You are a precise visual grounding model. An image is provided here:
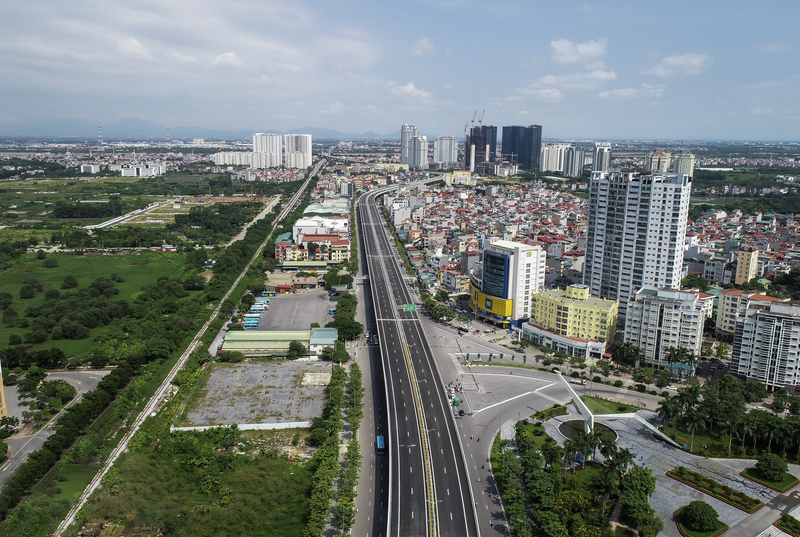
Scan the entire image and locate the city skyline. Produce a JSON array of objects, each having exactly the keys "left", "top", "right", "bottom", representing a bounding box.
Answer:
[{"left": 1, "top": 1, "right": 798, "bottom": 141}]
